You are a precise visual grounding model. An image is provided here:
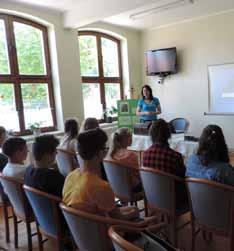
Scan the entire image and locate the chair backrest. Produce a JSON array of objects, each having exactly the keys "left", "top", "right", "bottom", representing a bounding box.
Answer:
[
  {"left": 103, "top": 160, "right": 133, "bottom": 202},
  {"left": 109, "top": 226, "right": 143, "bottom": 251},
  {"left": 60, "top": 203, "right": 113, "bottom": 251},
  {"left": 170, "top": 118, "right": 189, "bottom": 133},
  {"left": 140, "top": 167, "right": 182, "bottom": 215},
  {"left": 56, "top": 148, "right": 77, "bottom": 177},
  {"left": 0, "top": 173, "right": 32, "bottom": 220},
  {"left": 186, "top": 178, "right": 234, "bottom": 234},
  {"left": 0, "top": 176, "right": 8, "bottom": 204},
  {"left": 24, "top": 185, "right": 62, "bottom": 238}
]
